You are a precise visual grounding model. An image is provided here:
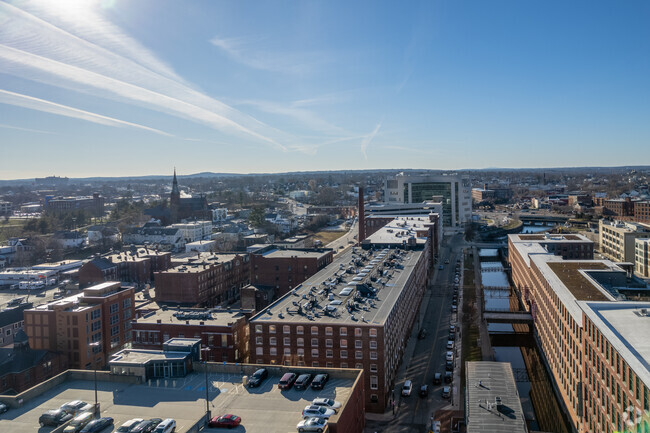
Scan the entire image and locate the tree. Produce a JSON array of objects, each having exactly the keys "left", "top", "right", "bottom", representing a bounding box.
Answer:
[{"left": 249, "top": 206, "right": 266, "bottom": 228}]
